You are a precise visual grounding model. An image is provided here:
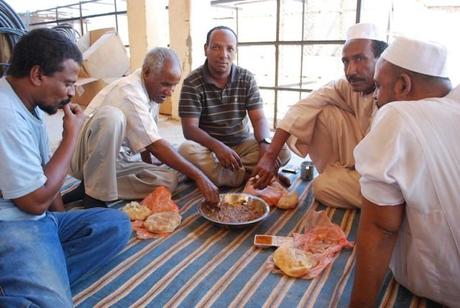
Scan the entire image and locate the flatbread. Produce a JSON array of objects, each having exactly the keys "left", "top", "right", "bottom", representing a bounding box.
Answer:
[
  {"left": 277, "top": 191, "right": 299, "bottom": 209},
  {"left": 122, "top": 201, "right": 152, "bottom": 221},
  {"left": 144, "top": 211, "right": 182, "bottom": 233},
  {"left": 273, "top": 243, "right": 317, "bottom": 277}
]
